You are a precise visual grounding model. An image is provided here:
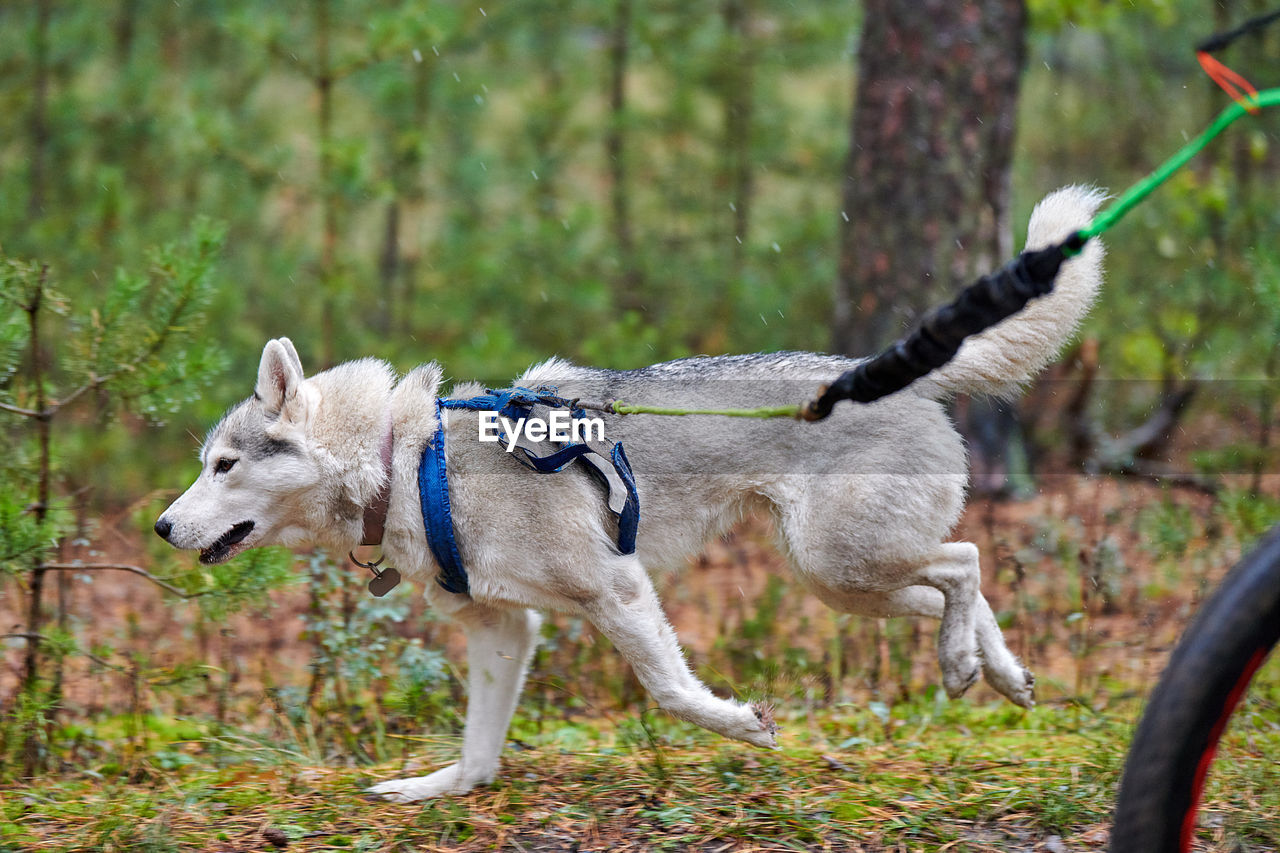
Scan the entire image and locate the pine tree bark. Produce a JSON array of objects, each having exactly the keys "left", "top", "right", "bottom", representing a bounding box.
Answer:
[
  {"left": 832, "top": 0, "right": 1027, "bottom": 356},
  {"left": 714, "top": 0, "right": 756, "bottom": 342},
  {"left": 314, "top": 0, "right": 338, "bottom": 369},
  {"left": 720, "top": 0, "right": 755, "bottom": 277},
  {"left": 29, "top": 0, "right": 52, "bottom": 219},
  {"left": 606, "top": 0, "right": 644, "bottom": 312}
]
